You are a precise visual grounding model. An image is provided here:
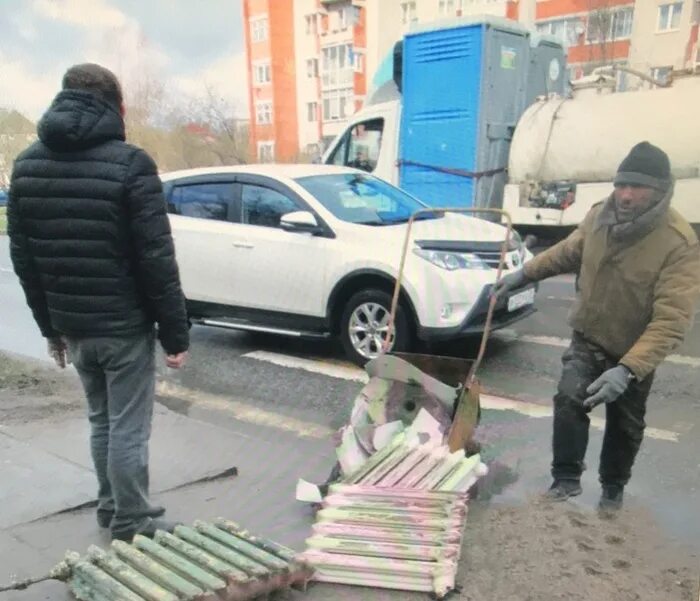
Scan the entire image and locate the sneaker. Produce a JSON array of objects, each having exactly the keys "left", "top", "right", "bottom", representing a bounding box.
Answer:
[
  {"left": 598, "top": 485, "right": 624, "bottom": 517},
  {"left": 112, "top": 518, "right": 181, "bottom": 543},
  {"left": 544, "top": 479, "right": 583, "bottom": 501}
]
